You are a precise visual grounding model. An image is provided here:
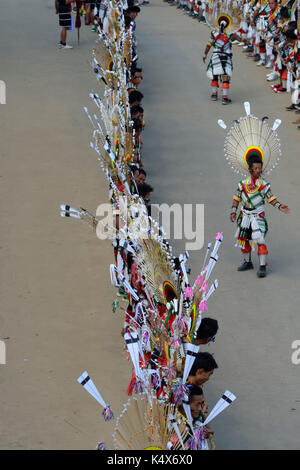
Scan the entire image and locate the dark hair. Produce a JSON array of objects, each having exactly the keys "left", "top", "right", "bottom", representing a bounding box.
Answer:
[
  {"left": 219, "top": 18, "right": 228, "bottom": 34},
  {"left": 248, "top": 155, "right": 263, "bottom": 168},
  {"left": 131, "top": 105, "right": 144, "bottom": 115},
  {"left": 189, "top": 352, "right": 218, "bottom": 375},
  {"left": 126, "top": 5, "right": 140, "bottom": 13},
  {"left": 284, "top": 29, "right": 297, "bottom": 40},
  {"left": 133, "top": 119, "right": 143, "bottom": 131},
  {"left": 130, "top": 164, "right": 139, "bottom": 174},
  {"left": 124, "top": 16, "right": 132, "bottom": 28},
  {"left": 138, "top": 183, "right": 153, "bottom": 197},
  {"left": 196, "top": 318, "right": 219, "bottom": 340},
  {"left": 280, "top": 6, "right": 289, "bottom": 19},
  {"left": 131, "top": 66, "right": 142, "bottom": 74},
  {"left": 129, "top": 90, "right": 144, "bottom": 104},
  {"left": 188, "top": 384, "right": 203, "bottom": 401},
  {"left": 139, "top": 169, "right": 147, "bottom": 176}
]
